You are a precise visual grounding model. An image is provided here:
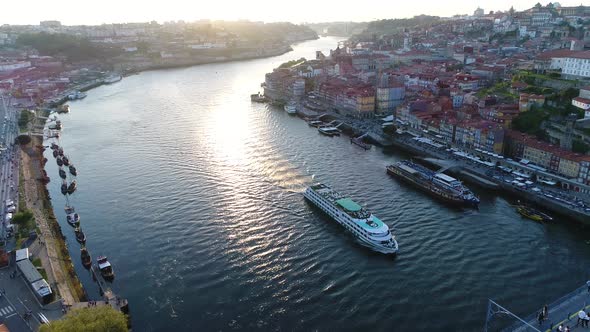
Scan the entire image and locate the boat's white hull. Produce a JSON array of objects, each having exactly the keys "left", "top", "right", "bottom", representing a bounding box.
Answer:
[{"left": 304, "top": 189, "right": 398, "bottom": 255}]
